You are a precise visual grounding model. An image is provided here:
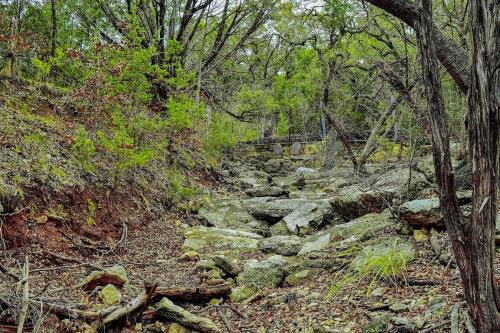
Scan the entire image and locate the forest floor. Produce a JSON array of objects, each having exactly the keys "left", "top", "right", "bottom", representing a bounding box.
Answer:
[{"left": 2, "top": 136, "right": 497, "bottom": 333}]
